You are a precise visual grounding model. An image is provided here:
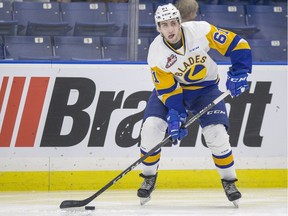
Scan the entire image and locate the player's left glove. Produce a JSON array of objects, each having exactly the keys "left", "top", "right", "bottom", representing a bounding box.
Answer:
[
  {"left": 226, "top": 68, "right": 249, "bottom": 97},
  {"left": 166, "top": 109, "right": 188, "bottom": 145}
]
